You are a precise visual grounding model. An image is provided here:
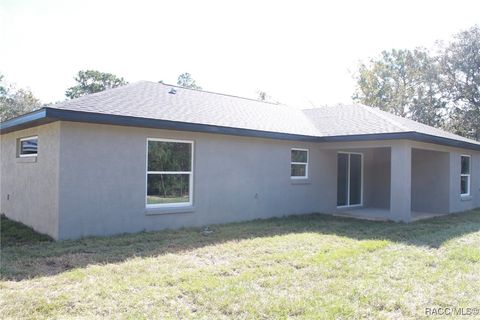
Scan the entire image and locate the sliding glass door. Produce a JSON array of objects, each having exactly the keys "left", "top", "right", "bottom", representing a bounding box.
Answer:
[{"left": 337, "top": 152, "right": 363, "bottom": 207}]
